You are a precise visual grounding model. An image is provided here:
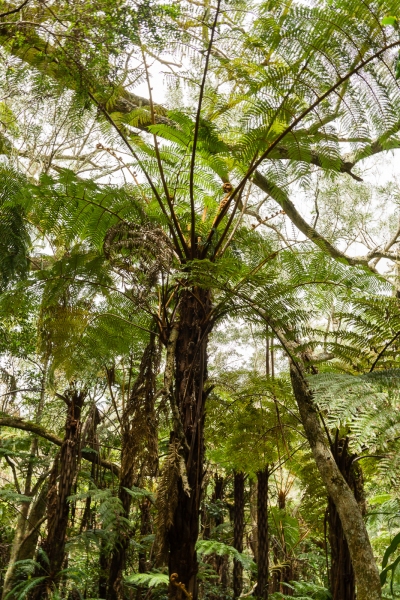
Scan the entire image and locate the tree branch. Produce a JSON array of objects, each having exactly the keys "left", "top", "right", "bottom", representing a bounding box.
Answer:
[
  {"left": 253, "top": 171, "right": 376, "bottom": 270},
  {"left": 0, "top": 0, "right": 31, "bottom": 18},
  {"left": 0, "top": 17, "right": 161, "bottom": 128},
  {"left": 0, "top": 416, "right": 120, "bottom": 475}
]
